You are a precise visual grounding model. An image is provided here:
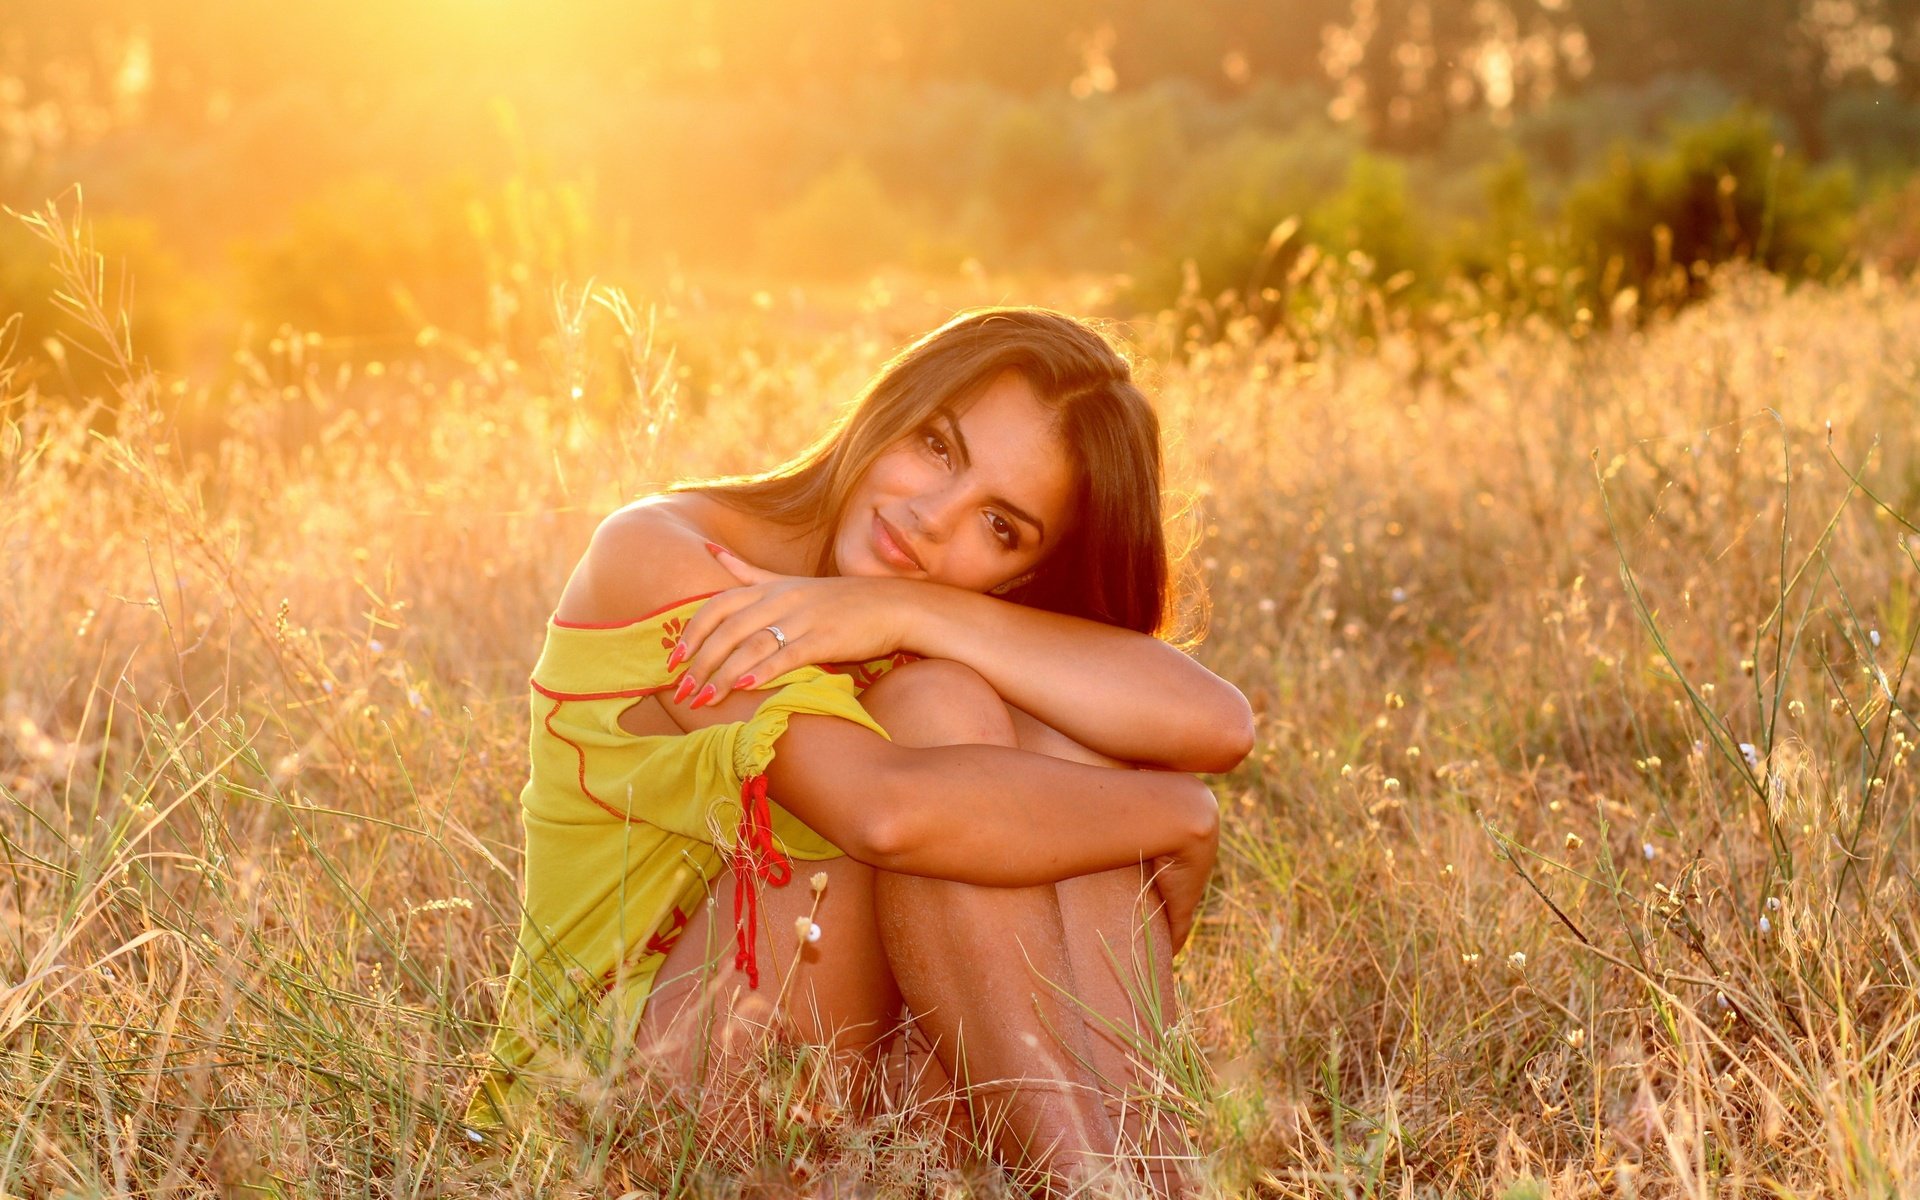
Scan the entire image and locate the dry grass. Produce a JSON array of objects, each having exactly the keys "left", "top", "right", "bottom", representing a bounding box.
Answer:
[{"left": 5, "top": 197, "right": 1920, "bottom": 1197}]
